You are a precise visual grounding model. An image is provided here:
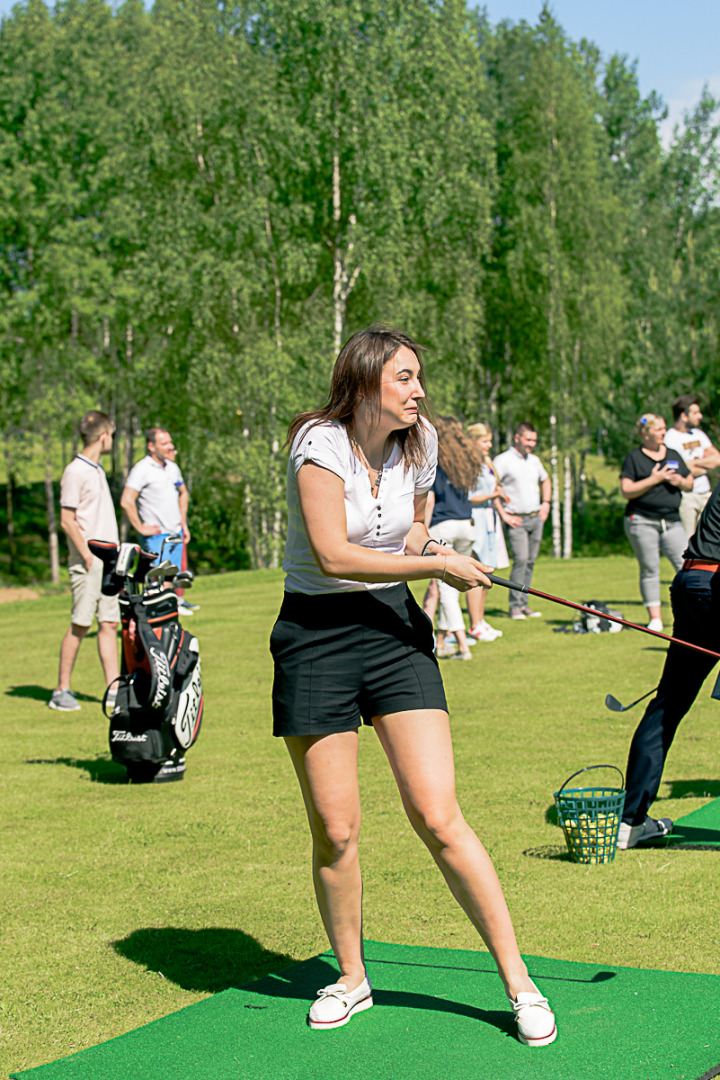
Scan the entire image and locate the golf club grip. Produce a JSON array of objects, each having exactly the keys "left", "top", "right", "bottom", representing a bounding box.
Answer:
[{"left": 484, "top": 573, "right": 720, "bottom": 661}]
